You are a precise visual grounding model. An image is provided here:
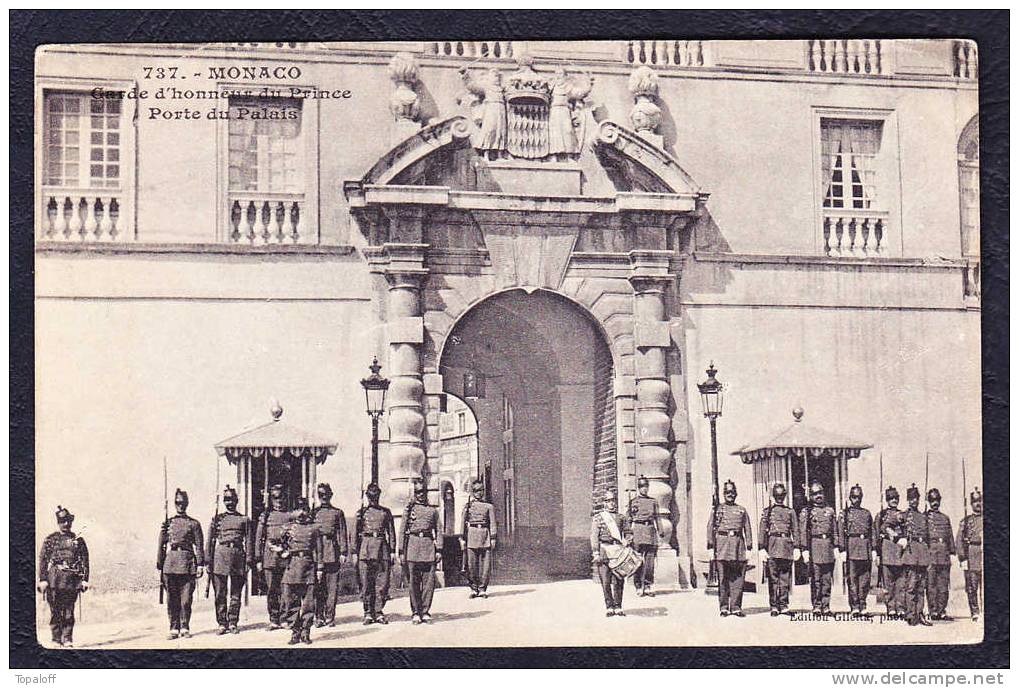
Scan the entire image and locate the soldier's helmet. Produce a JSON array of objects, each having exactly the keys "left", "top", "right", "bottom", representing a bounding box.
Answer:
[
  {"left": 723, "top": 480, "right": 737, "bottom": 496},
  {"left": 317, "top": 482, "right": 333, "bottom": 497},
  {"left": 809, "top": 481, "right": 824, "bottom": 495},
  {"left": 772, "top": 483, "right": 787, "bottom": 499},
  {"left": 174, "top": 488, "right": 189, "bottom": 506},
  {"left": 365, "top": 483, "right": 381, "bottom": 498},
  {"left": 602, "top": 489, "right": 616, "bottom": 508},
  {"left": 850, "top": 484, "right": 864, "bottom": 500},
  {"left": 906, "top": 483, "right": 920, "bottom": 501},
  {"left": 413, "top": 479, "right": 427, "bottom": 494},
  {"left": 223, "top": 485, "right": 238, "bottom": 503},
  {"left": 970, "top": 487, "right": 982, "bottom": 503},
  {"left": 885, "top": 486, "right": 899, "bottom": 501},
  {"left": 269, "top": 484, "right": 285, "bottom": 499},
  {"left": 293, "top": 498, "right": 310, "bottom": 516},
  {"left": 927, "top": 488, "right": 941, "bottom": 502},
  {"left": 55, "top": 505, "right": 74, "bottom": 523},
  {"left": 637, "top": 475, "right": 650, "bottom": 488}
]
